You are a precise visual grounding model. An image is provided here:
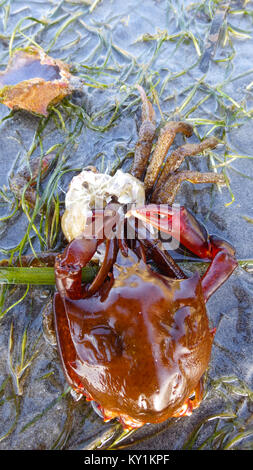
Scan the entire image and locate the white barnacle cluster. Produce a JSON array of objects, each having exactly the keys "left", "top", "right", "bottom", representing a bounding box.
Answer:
[{"left": 61, "top": 169, "right": 145, "bottom": 242}]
